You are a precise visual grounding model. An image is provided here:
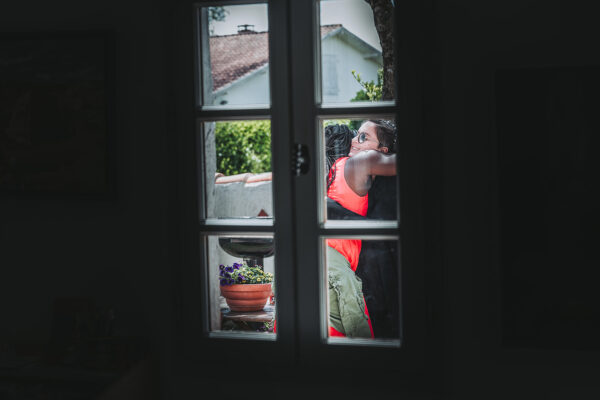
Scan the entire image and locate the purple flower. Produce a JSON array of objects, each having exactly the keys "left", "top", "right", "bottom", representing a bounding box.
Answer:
[
  {"left": 228, "top": 278, "right": 235, "bottom": 285},
  {"left": 219, "top": 279, "right": 227, "bottom": 286},
  {"left": 232, "top": 263, "right": 241, "bottom": 270},
  {"left": 225, "top": 266, "right": 234, "bottom": 273},
  {"left": 219, "top": 271, "right": 225, "bottom": 277},
  {"left": 219, "top": 264, "right": 225, "bottom": 271}
]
